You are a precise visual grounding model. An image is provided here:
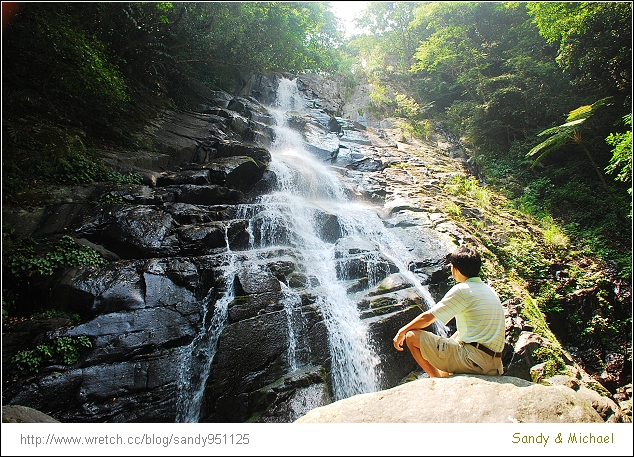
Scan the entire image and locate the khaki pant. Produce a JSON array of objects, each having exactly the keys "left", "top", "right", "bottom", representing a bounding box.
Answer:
[{"left": 418, "top": 331, "right": 503, "bottom": 375}]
